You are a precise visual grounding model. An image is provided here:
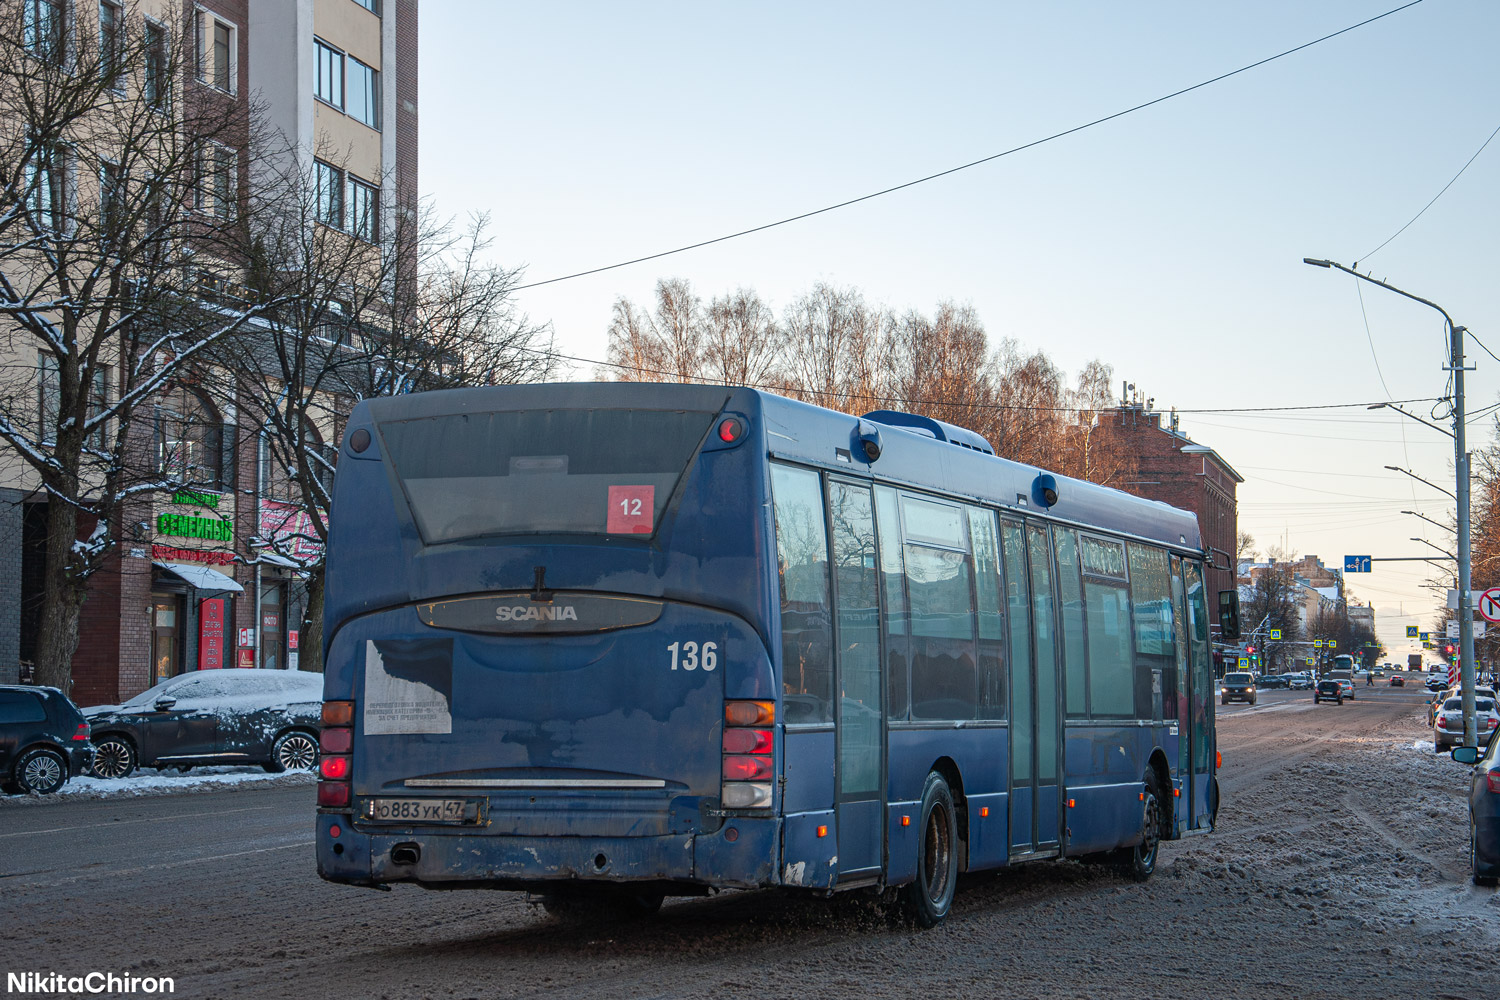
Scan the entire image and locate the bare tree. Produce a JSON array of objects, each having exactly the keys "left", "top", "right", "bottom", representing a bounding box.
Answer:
[
  {"left": 603, "top": 278, "right": 702, "bottom": 382},
  {"left": 780, "top": 283, "right": 884, "bottom": 412},
  {"left": 1236, "top": 530, "right": 1258, "bottom": 565},
  {"left": 1056, "top": 359, "right": 1137, "bottom": 487},
  {"left": 0, "top": 3, "right": 277, "bottom": 688},
  {"left": 701, "top": 287, "right": 783, "bottom": 387}
]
